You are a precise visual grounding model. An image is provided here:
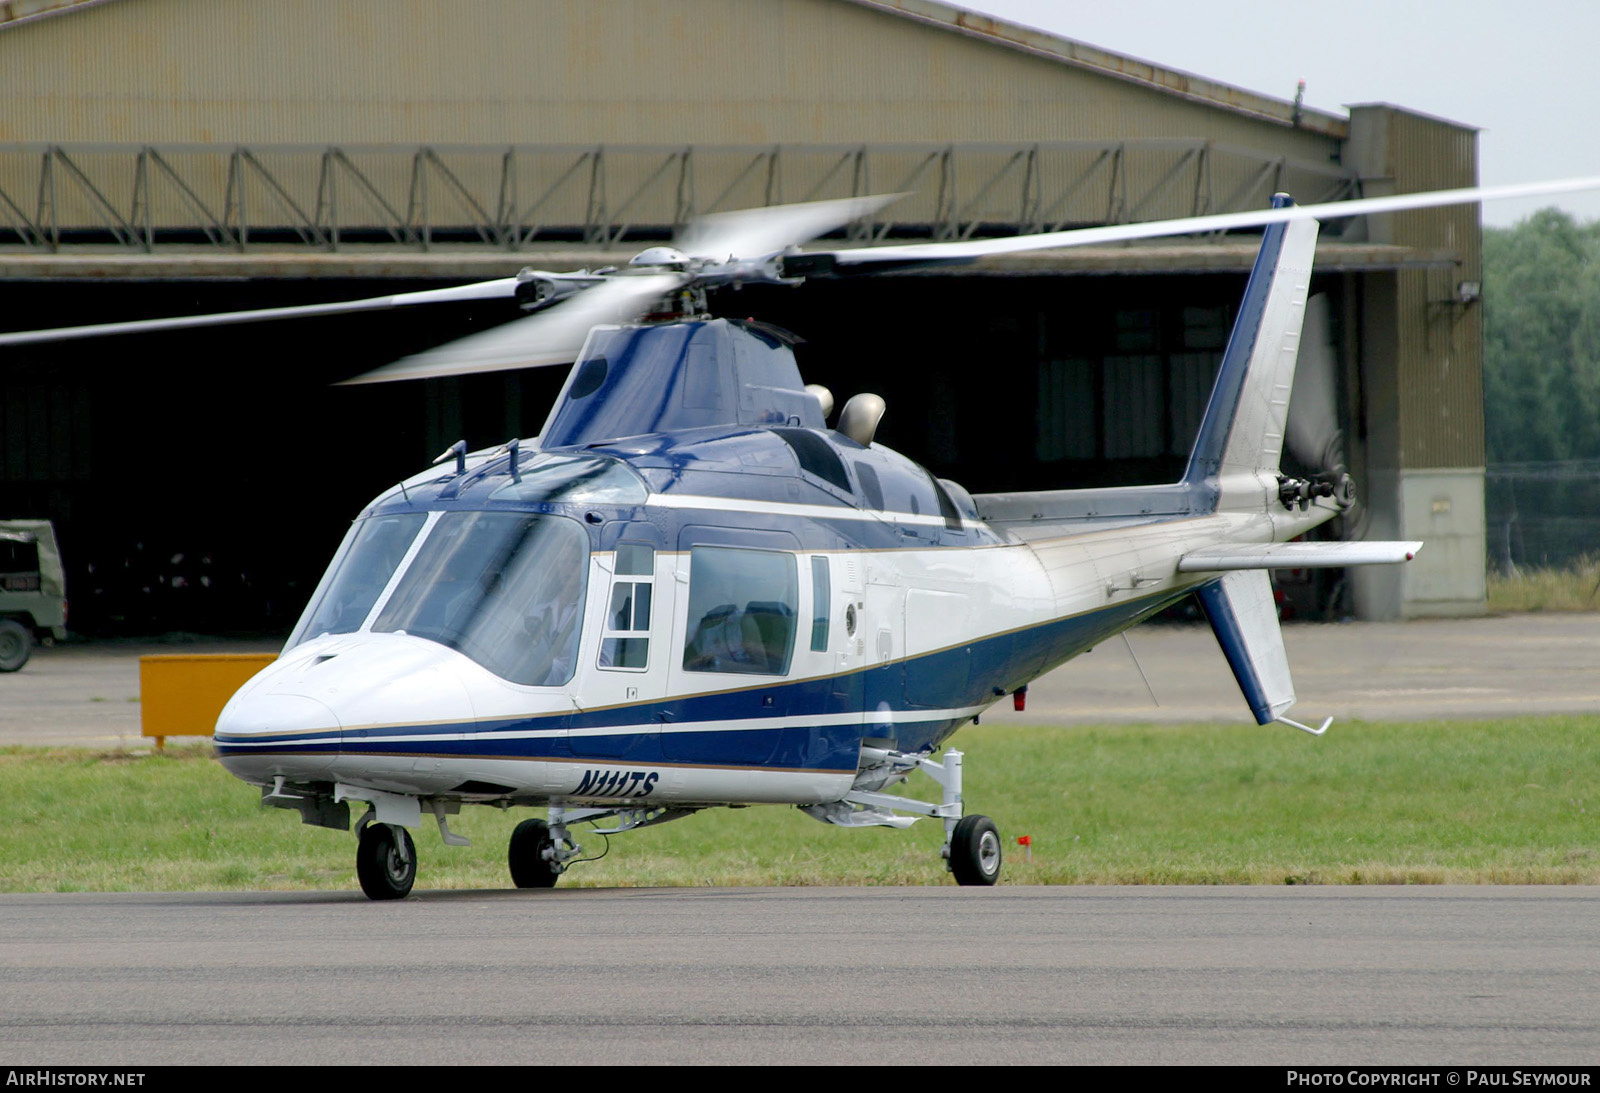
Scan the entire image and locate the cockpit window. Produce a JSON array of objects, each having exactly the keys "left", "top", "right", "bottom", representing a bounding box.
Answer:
[
  {"left": 372, "top": 512, "right": 589, "bottom": 687},
  {"left": 291, "top": 513, "right": 426, "bottom": 646},
  {"left": 489, "top": 453, "right": 647, "bottom": 506}
]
